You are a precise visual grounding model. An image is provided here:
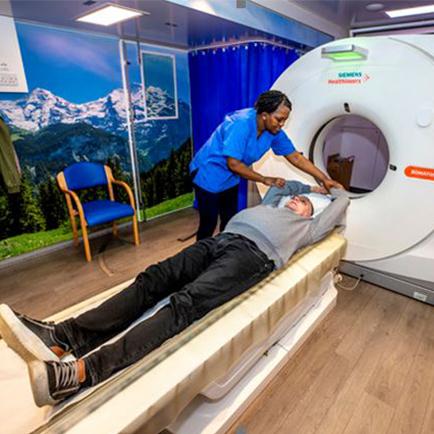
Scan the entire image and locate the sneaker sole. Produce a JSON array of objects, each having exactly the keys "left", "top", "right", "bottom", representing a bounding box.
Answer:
[
  {"left": 28, "top": 360, "right": 58, "bottom": 407},
  {"left": 0, "top": 304, "right": 59, "bottom": 362}
]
